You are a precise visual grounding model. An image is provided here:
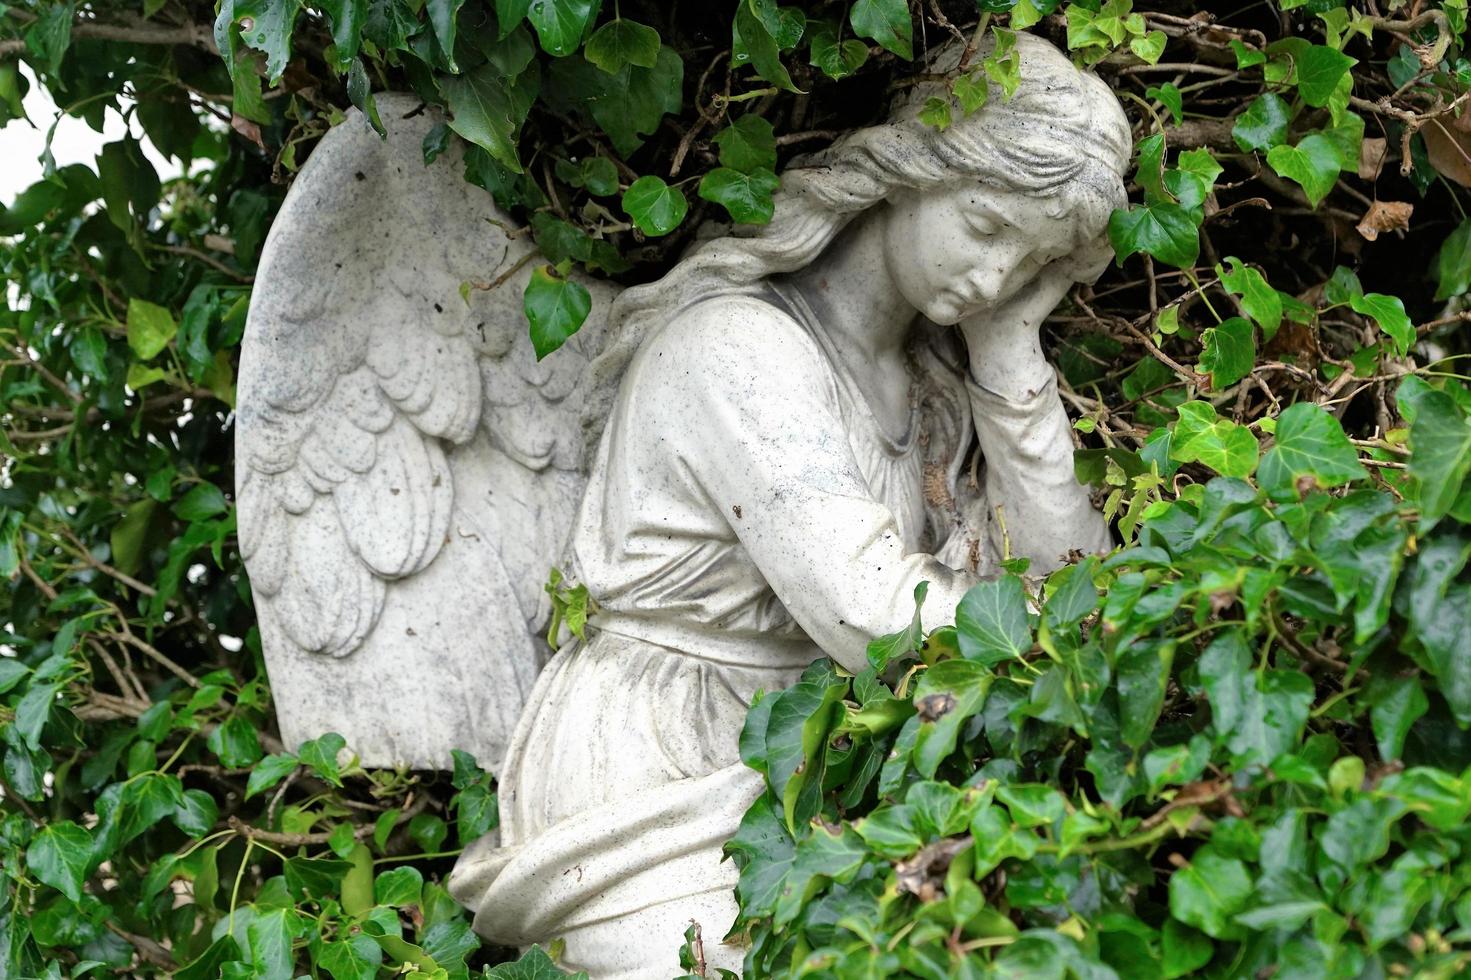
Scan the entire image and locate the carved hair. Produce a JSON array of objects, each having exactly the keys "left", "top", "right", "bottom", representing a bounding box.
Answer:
[{"left": 582, "top": 32, "right": 1132, "bottom": 448}]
